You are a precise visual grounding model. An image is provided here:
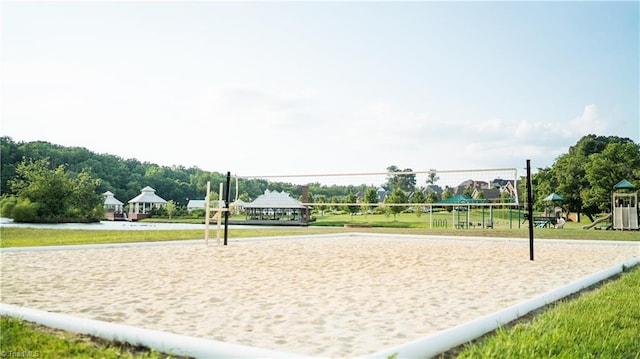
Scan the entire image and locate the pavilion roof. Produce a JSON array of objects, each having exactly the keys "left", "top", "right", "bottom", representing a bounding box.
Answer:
[
  {"left": 245, "top": 190, "right": 305, "bottom": 209},
  {"left": 103, "top": 191, "right": 124, "bottom": 205},
  {"left": 128, "top": 186, "right": 167, "bottom": 204}
]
